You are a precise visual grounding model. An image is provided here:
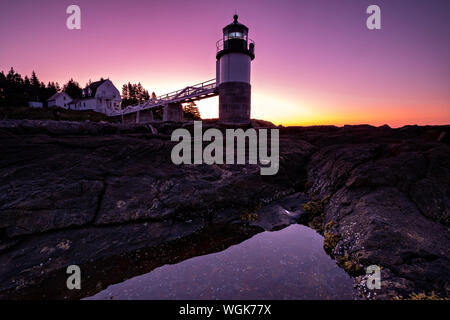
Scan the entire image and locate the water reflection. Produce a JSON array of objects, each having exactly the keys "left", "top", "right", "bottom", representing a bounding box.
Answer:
[{"left": 88, "top": 224, "right": 358, "bottom": 300}]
